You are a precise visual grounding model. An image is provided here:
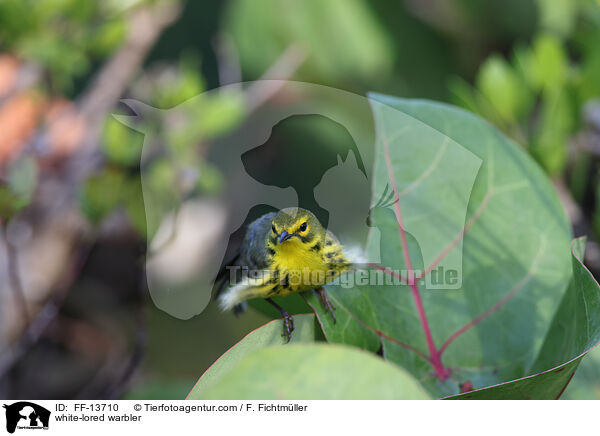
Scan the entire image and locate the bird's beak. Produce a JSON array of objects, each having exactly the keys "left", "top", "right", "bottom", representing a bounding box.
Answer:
[{"left": 279, "top": 231, "right": 292, "bottom": 243}]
